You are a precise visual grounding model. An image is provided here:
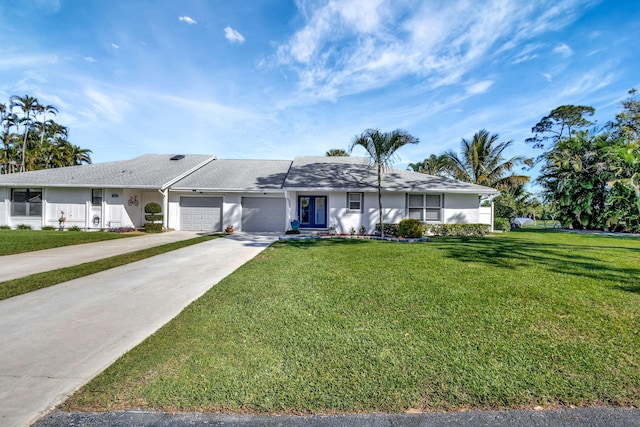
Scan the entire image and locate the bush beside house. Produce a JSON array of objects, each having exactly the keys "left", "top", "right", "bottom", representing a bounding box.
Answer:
[{"left": 144, "top": 203, "right": 163, "bottom": 233}]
